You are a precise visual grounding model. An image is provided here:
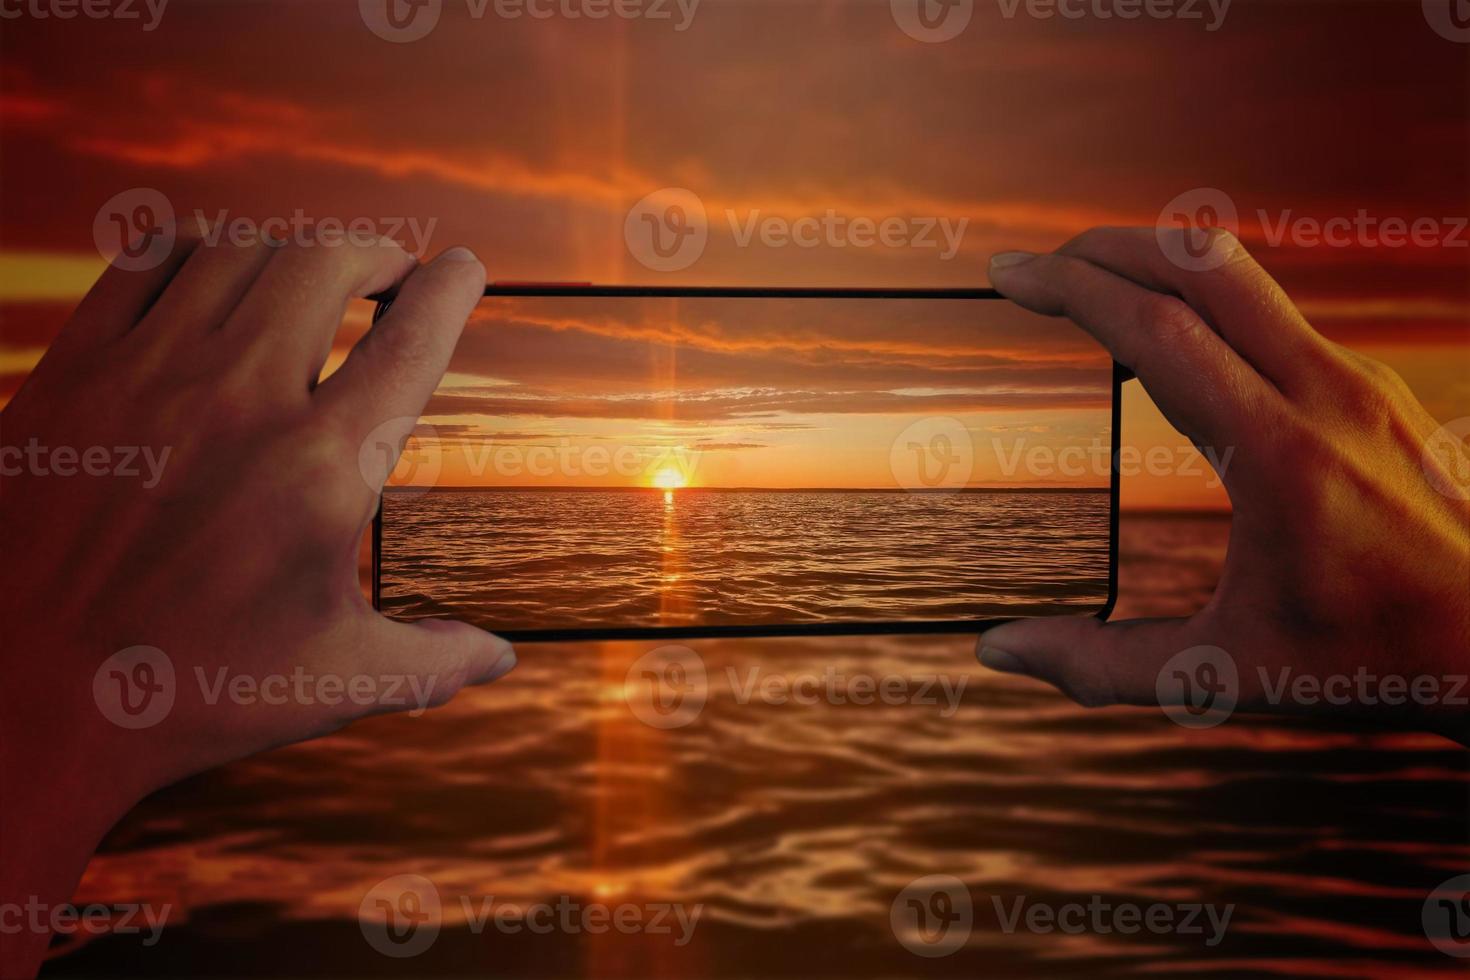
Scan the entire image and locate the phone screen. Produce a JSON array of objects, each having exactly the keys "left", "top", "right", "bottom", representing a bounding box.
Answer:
[{"left": 375, "top": 290, "right": 1117, "bottom": 639}]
